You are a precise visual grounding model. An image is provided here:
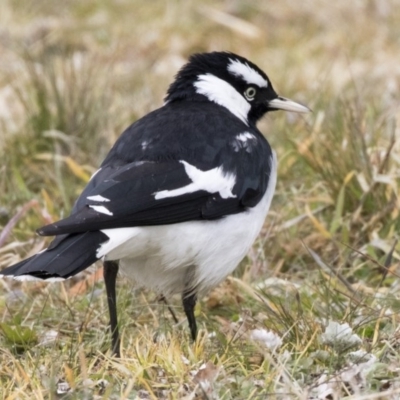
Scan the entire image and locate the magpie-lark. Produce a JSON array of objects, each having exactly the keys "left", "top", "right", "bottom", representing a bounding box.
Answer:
[{"left": 1, "top": 52, "right": 309, "bottom": 356}]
